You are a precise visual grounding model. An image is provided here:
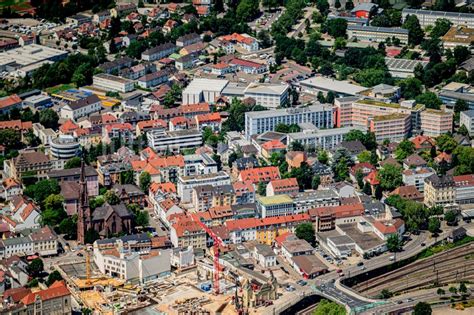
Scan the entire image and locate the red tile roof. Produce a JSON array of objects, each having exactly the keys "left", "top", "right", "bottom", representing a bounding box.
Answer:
[
  {"left": 309, "top": 203, "right": 364, "bottom": 219},
  {"left": 150, "top": 182, "right": 176, "bottom": 194},
  {"left": 365, "top": 170, "right": 380, "bottom": 185},
  {"left": 261, "top": 140, "right": 286, "bottom": 151},
  {"left": 453, "top": 174, "right": 474, "bottom": 186},
  {"left": 268, "top": 178, "right": 299, "bottom": 193},
  {"left": 238, "top": 166, "right": 280, "bottom": 184},
  {"left": 21, "top": 281, "right": 70, "bottom": 305},
  {"left": 373, "top": 219, "right": 404, "bottom": 235},
  {"left": 225, "top": 213, "right": 310, "bottom": 231},
  {"left": 59, "top": 119, "right": 78, "bottom": 133},
  {"left": 0, "top": 94, "right": 21, "bottom": 110},
  {"left": 196, "top": 112, "right": 221, "bottom": 124}
]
